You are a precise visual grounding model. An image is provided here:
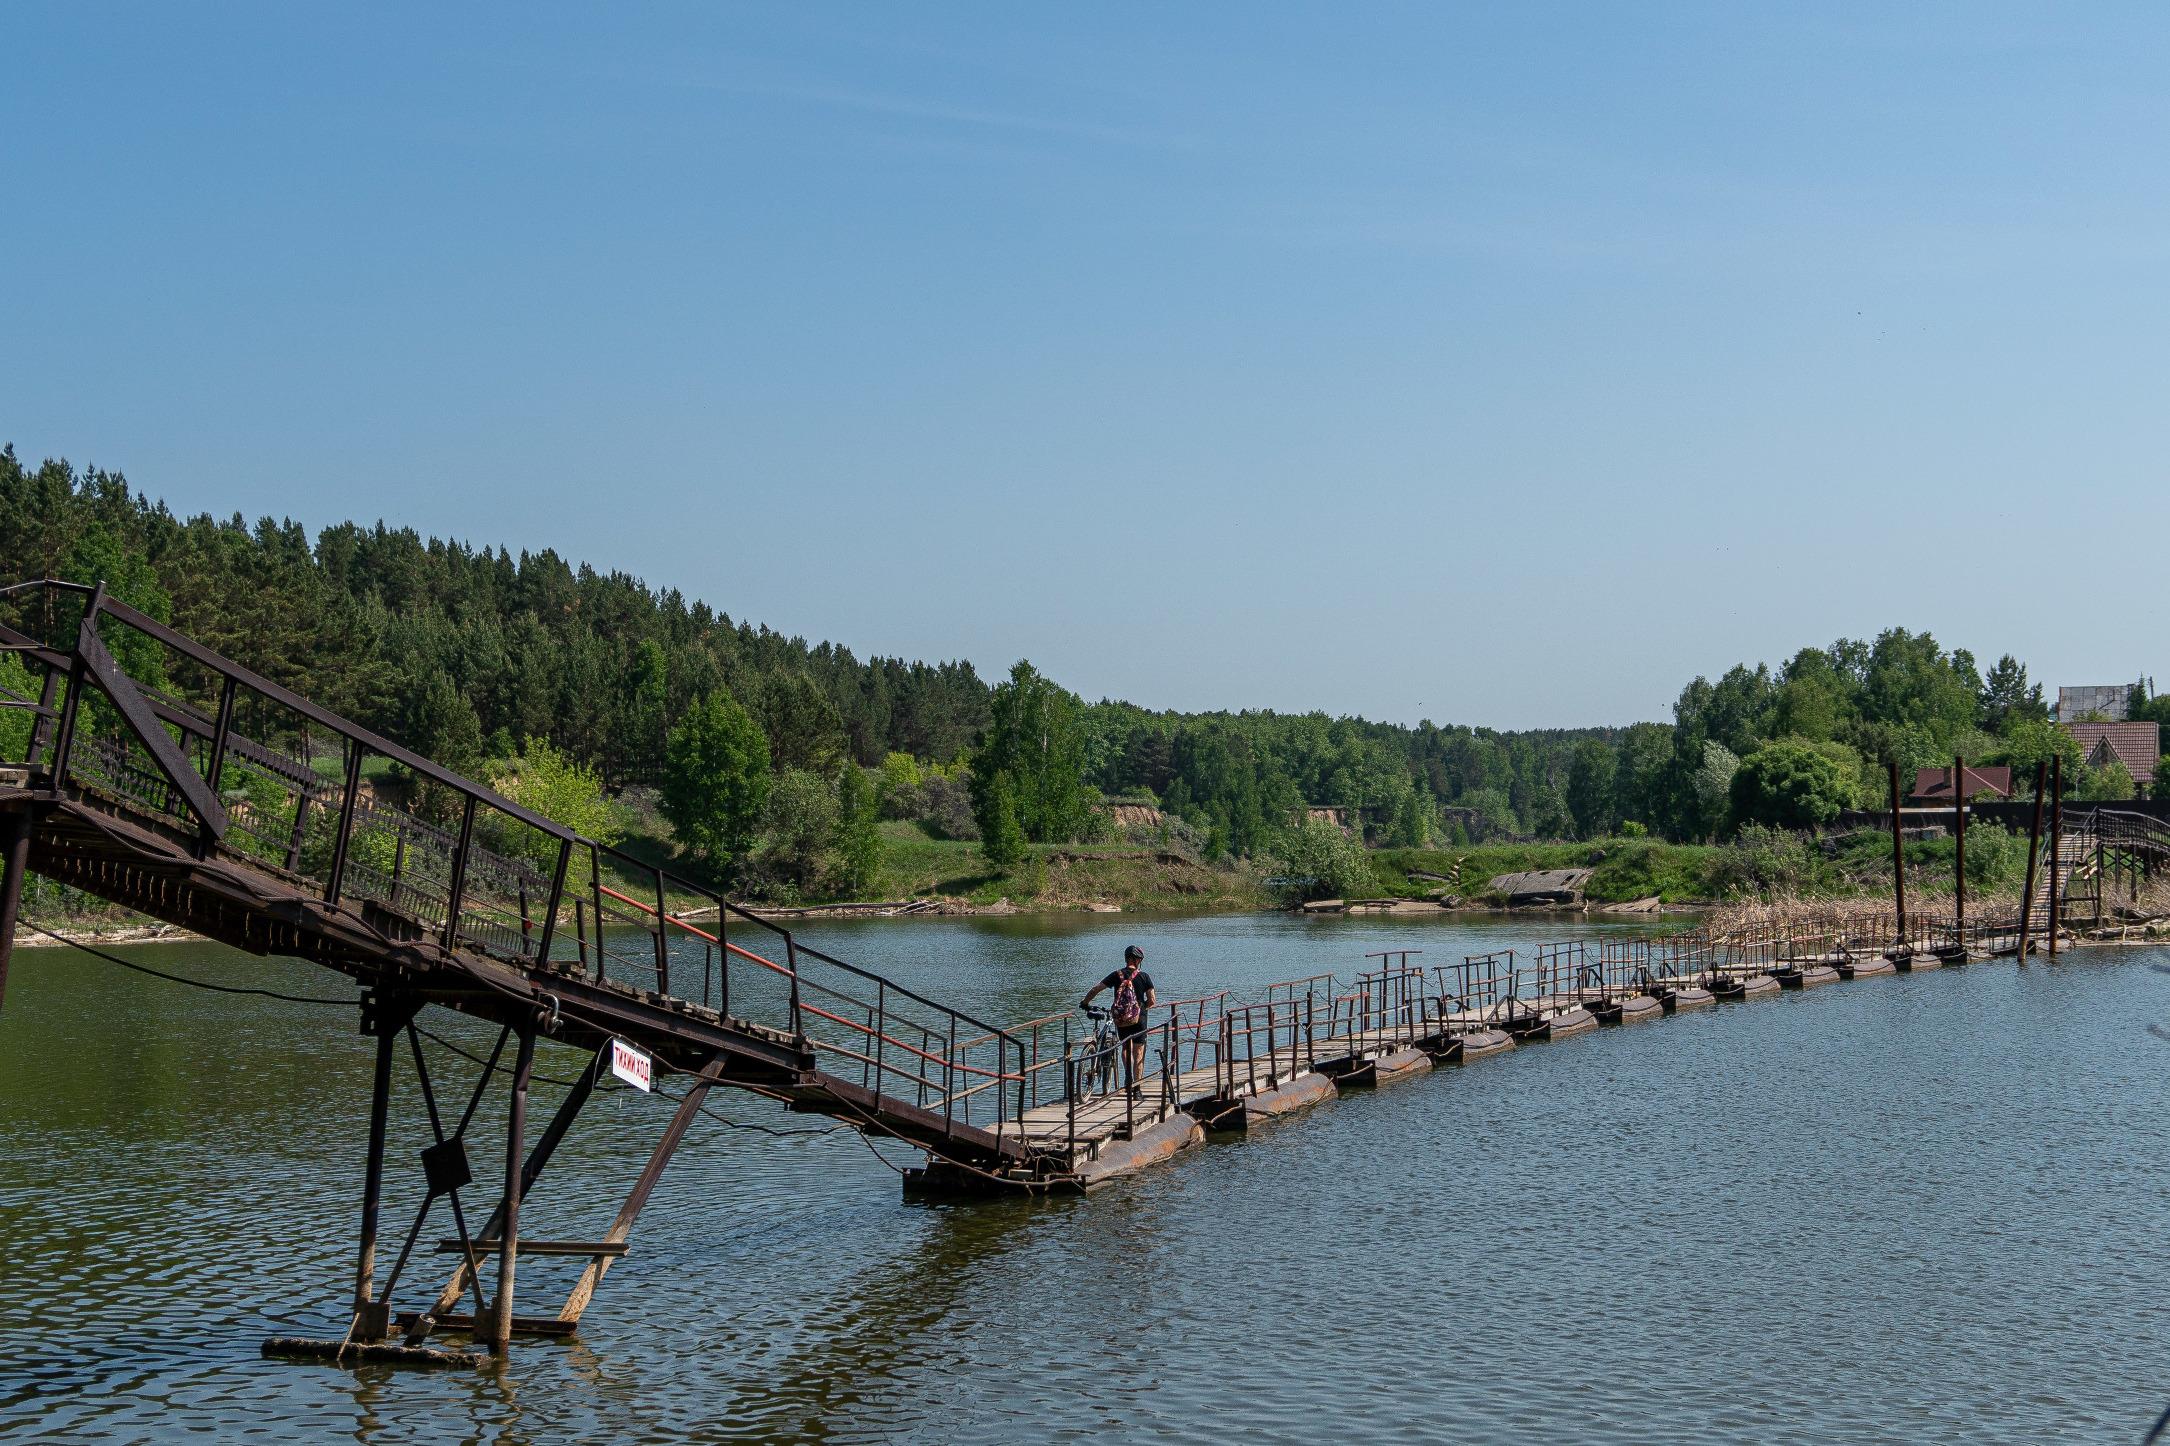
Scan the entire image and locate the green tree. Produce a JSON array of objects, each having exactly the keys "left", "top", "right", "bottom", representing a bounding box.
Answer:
[
  {"left": 2153, "top": 755, "right": 2170, "bottom": 802},
  {"left": 1690, "top": 741, "right": 1738, "bottom": 841},
  {"left": 1565, "top": 738, "right": 1616, "bottom": 839},
  {"left": 748, "top": 671, "right": 849, "bottom": 776},
  {"left": 1979, "top": 654, "right": 2045, "bottom": 733},
  {"left": 2128, "top": 684, "right": 2170, "bottom": 729},
  {"left": 1728, "top": 738, "right": 1853, "bottom": 830},
  {"left": 978, "top": 769, "right": 1026, "bottom": 867},
  {"left": 971, "top": 660, "right": 1094, "bottom": 844},
  {"left": 834, "top": 765, "right": 883, "bottom": 898},
  {"left": 1985, "top": 716, "right": 2083, "bottom": 792},
  {"left": 753, "top": 768, "right": 840, "bottom": 897},
  {"left": 2076, "top": 761, "right": 2136, "bottom": 802},
  {"left": 63, "top": 521, "right": 173, "bottom": 685},
  {"left": 408, "top": 669, "right": 485, "bottom": 778},
  {"left": 661, "top": 690, "right": 771, "bottom": 873},
  {"left": 491, "top": 736, "right": 624, "bottom": 867},
  {"left": 1389, "top": 788, "right": 1432, "bottom": 847},
  {"left": 0, "top": 653, "right": 37, "bottom": 762}
]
